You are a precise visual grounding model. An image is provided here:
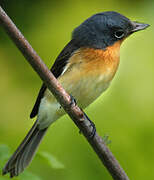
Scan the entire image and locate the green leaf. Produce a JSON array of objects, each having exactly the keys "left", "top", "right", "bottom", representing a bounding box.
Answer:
[
  {"left": 102, "top": 135, "right": 112, "bottom": 145},
  {"left": 20, "top": 171, "right": 42, "bottom": 180},
  {"left": 0, "top": 144, "right": 11, "bottom": 173},
  {"left": 37, "top": 151, "right": 65, "bottom": 169},
  {"left": 0, "top": 144, "right": 10, "bottom": 162},
  {"left": 0, "top": 177, "right": 11, "bottom": 180}
]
